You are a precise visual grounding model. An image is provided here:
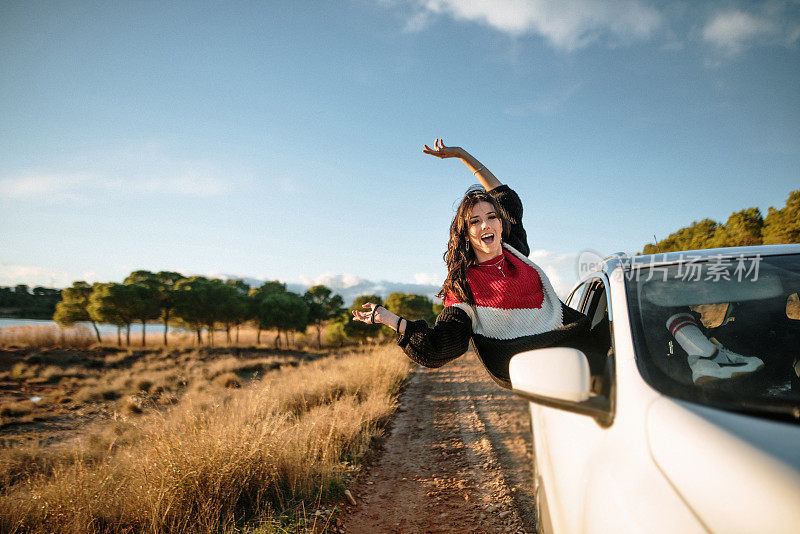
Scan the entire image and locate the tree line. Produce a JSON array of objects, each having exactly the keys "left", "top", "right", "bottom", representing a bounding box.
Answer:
[
  {"left": 0, "top": 285, "right": 61, "bottom": 319},
  {"left": 643, "top": 189, "right": 800, "bottom": 254},
  {"left": 52, "top": 270, "right": 441, "bottom": 348}
]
